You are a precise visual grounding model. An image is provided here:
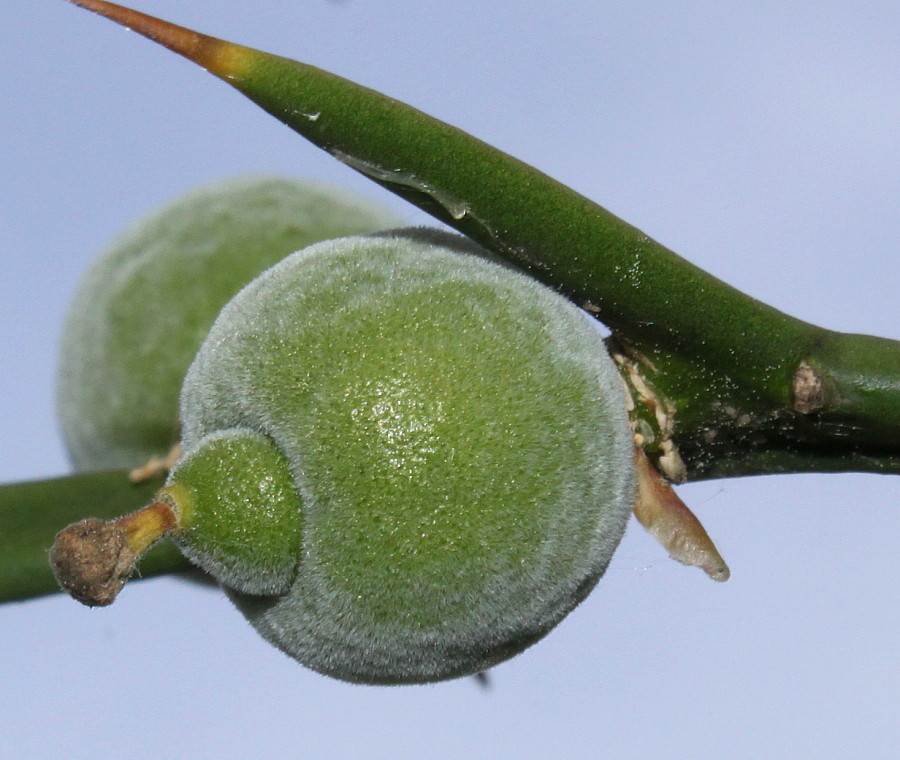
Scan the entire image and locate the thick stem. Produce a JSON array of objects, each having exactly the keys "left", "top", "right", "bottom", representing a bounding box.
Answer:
[{"left": 613, "top": 333, "right": 900, "bottom": 481}]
